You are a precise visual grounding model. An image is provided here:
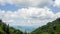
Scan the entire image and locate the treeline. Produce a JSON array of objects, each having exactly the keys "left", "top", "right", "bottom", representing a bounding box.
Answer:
[
  {"left": 0, "top": 20, "right": 24, "bottom": 34},
  {"left": 30, "top": 18, "right": 60, "bottom": 34}
]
